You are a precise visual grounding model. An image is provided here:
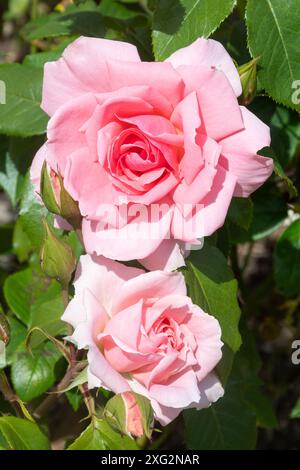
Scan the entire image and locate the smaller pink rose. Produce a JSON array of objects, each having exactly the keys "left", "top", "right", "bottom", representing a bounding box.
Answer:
[{"left": 62, "top": 255, "right": 224, "bottom": 425}]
